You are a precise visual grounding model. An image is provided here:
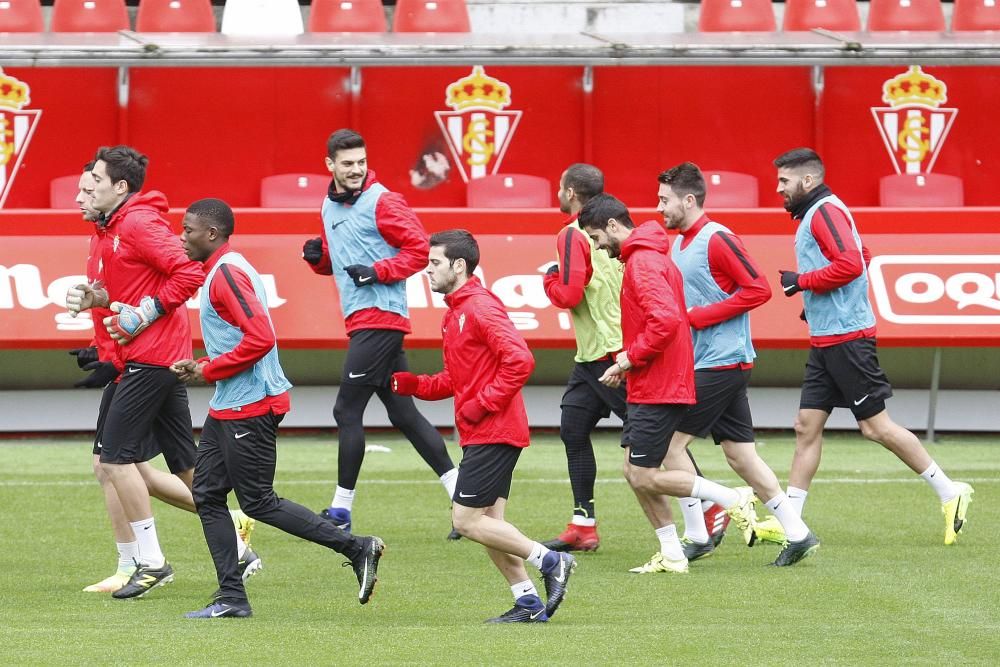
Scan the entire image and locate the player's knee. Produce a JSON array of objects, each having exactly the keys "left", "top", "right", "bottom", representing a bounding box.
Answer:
[
  {"left": 450, "top": 510, "right": 477, "bottom": 537},
  {"left": 92, "top": 458, "right": 109, "bottom": 483},
  {"left": 240, "top": 493, "right": 279, "bottom": 519},
  {"left": 858, "top": 419, "right": 889, "bottom": 443},
  {"left": 623, "top": 463, "right": 650, "bottom": 492}
]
